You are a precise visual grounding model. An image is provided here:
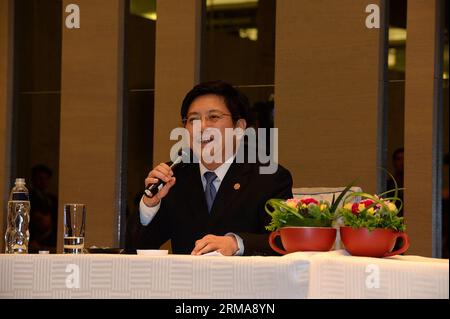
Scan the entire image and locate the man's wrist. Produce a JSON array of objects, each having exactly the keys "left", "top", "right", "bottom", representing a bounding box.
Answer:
[
  {"left": 226, "top": 234, "right": 239, "bottom": 254},
  {"left": 142, "top": 194, "right": 160, "bottom": 208},
  {"left": 225, "top": 233, "right": 244, "bottom": 256}
]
